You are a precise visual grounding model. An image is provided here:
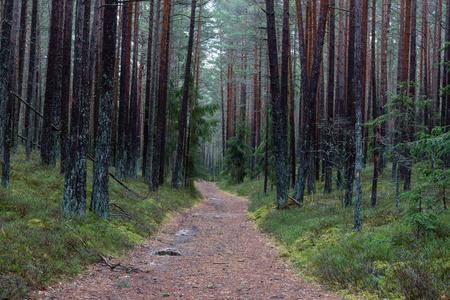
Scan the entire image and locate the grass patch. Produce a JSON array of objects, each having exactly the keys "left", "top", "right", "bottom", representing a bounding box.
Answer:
[
  {"left": 218, "top": 165, "right": 449, "bottom": 299},
  {"left": 0, "top": 147, "right": 200, "bottom": 299}
]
